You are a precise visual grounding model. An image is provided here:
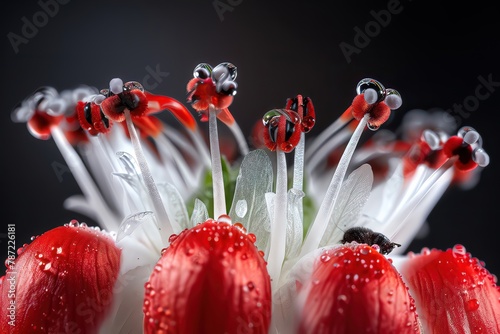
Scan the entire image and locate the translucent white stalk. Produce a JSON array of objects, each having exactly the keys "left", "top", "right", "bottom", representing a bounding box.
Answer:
[
  {"left": 306, "top": 127, "right": 353, "bottom": 174},
  {"left": 268, "top": 149, "right": 288, "bottom": 290},
  {"left": 50, "top": 126, "right": 119, "bottom": 231},
  {"left": 292, "top": 132, "right": 305, "bottom": 218},
  {"left": 227, "top": 122, "right": 250, "bottom": 156},
  {"left": 300, "top": 114, "right": 369, "bottom": 256},
  {"left": 154, "top": 134, "right": 198, "bottom": 191},
  {"left": 306, "top": 117, "right": 350, "bottom": 160},
  {"left": 163, "top": 126, "right": 210, "bottom": 168},
  {"left": 124, "top": 109, "right": 173, "bottom": 245},
  {"left": 189, "top": 128, "right": 212, "bottom": 167},
  {"left": 209, "top": 105, "right": 226, "bottom": 218},
  {"left": 385, "top": 159, "right": 455, "bottom": 239}
]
